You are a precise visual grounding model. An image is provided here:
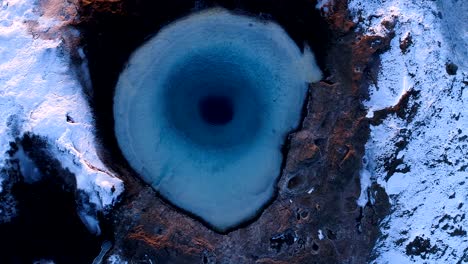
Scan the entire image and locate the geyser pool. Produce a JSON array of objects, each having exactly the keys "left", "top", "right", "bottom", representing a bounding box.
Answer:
[{"left": 113, "top": 8, "right": 322, "bottom": 231}]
